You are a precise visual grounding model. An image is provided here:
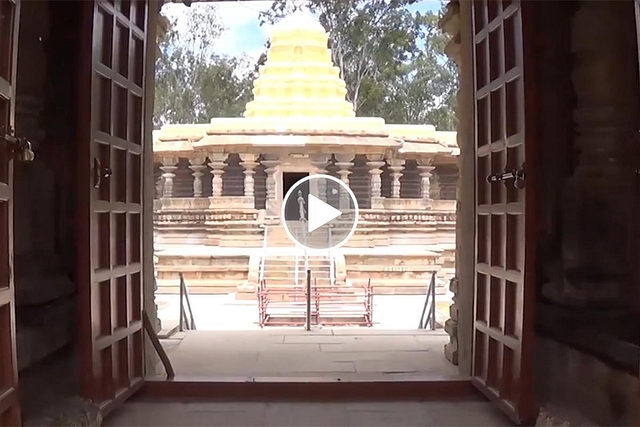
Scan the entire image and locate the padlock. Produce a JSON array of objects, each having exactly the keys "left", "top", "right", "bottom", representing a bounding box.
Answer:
[
  {"left": 2, "top": 133, "right": 35, "bottom": 162},
  {"left": 18, "top": 141, "right": 35, "bottom": 162}
]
